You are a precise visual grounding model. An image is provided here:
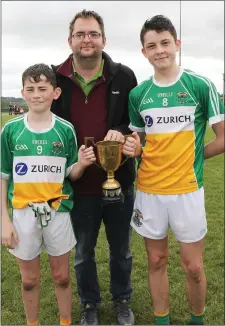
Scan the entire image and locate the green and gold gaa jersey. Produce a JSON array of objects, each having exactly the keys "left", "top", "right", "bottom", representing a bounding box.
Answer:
[
  {"left": 129, "top": 68, "right": 224, "bottom": 195},
  {"left": 1, "top": 113, "right": 78, "bottom": 211}
]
